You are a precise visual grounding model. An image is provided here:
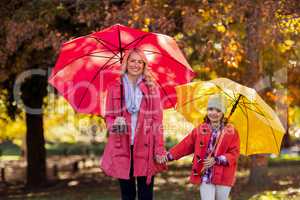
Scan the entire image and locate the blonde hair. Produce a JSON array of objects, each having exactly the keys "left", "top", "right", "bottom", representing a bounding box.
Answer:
[{"left": 121, "top": 48, "right": 156, "bottom": 91}]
